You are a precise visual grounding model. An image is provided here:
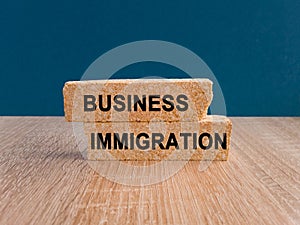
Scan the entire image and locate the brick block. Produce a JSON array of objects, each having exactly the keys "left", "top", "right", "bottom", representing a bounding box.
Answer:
[
  {"left": 83, "top": 115, "right": 232, "bottom": 161},
  {"left": 63, "top": 79, "right": 212, "bottom": 122}
]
